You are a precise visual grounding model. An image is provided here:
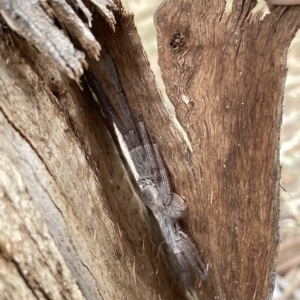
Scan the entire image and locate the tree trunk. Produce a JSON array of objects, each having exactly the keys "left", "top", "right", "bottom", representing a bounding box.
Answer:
[
  {"left": 0, "top": 1, "right": 299, "bottom": 300},
  {"left": 154, "top": 1, "right": 300, "bottom": 299}
]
